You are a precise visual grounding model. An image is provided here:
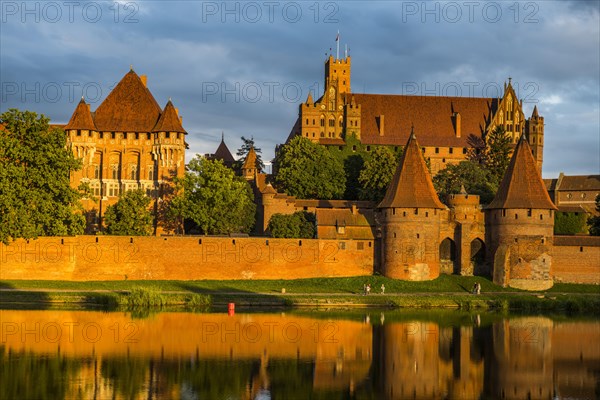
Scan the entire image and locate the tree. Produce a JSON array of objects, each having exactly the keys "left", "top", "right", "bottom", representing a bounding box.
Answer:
[
  {"left": 268, "top": 211, "right": 315, "bottom": 238},
  {"left": 103, "top": 189, "right": 153, "bottom": 235},
  {"left": 273, "top": 136, "right": 346, "bottom": 199},
  {"left": 169, "top": 156, "right": 255, "bottom": 234},
  {"left": 433, "top": 161, "right": 498, "bottom": 205},
  {"left": 0, "top": 109, "right": 85, "bottom": 243},
  {"left": 587, "top": 194, "right": 600, "bottom": 236},
  {"left": 470, "top": 125, "right": 512, "bottom": 185},
  {"left": 358, "top": 146, "right": 399, "bottom": 202},
  {"left": 237, "top": 136, "right": 264, "bottom": 172},
  {"left": 554, "top": 211, "right": 588, "bottom": 235}
]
